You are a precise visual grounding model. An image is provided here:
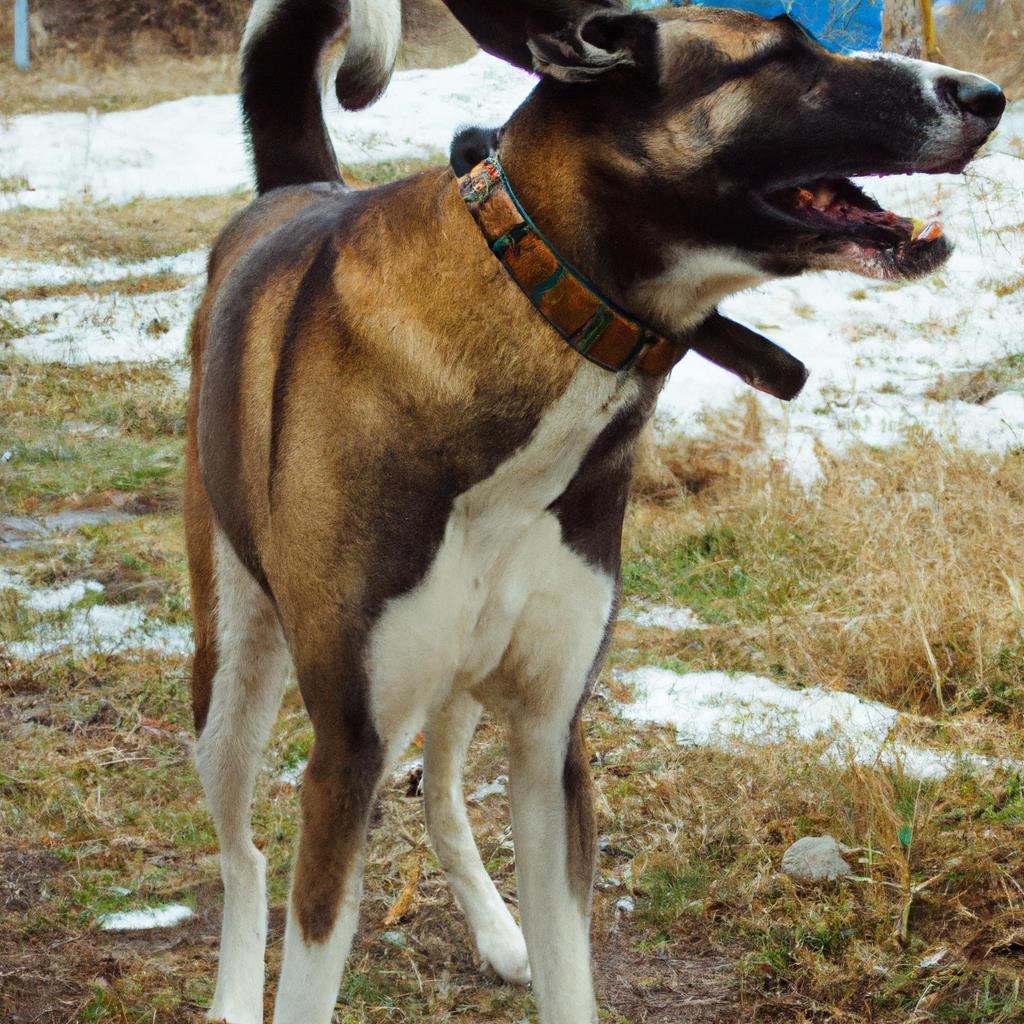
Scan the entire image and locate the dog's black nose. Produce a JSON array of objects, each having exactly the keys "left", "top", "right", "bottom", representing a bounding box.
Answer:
[{"left": 938, "top": 75, "right": 1006, "bottom": 123}]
